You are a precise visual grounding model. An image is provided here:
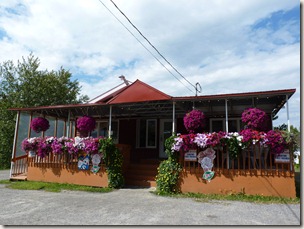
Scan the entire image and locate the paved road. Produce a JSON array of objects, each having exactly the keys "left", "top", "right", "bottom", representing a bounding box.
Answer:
[{"left": 0, "top": 170, "right": 301, "bottom": 226}]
